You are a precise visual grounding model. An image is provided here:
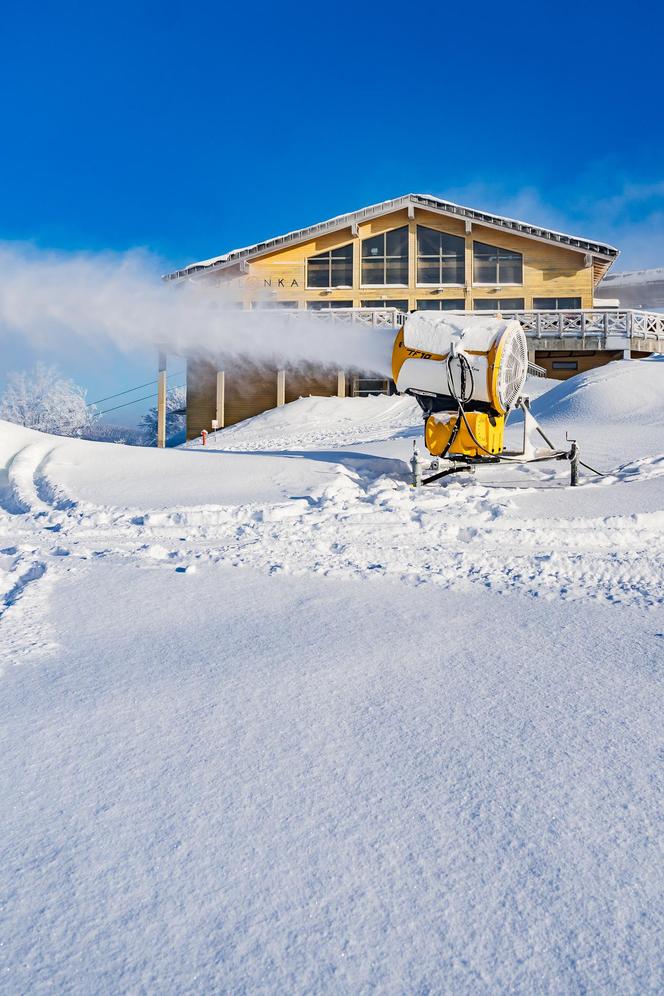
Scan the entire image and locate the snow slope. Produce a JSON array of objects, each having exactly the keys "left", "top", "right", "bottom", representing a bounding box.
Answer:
[
  {"left": 600, "top": 267, "right": 664, "bottom": 309},
  {"left": 1, "top": 359, "right": 663, "bottom": 992},
  {"left": 532, "top": 356, "right": 664, "bottom": 463},
  {"left": 3, "top": 565, "right": 662, "bottom": 994}
]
